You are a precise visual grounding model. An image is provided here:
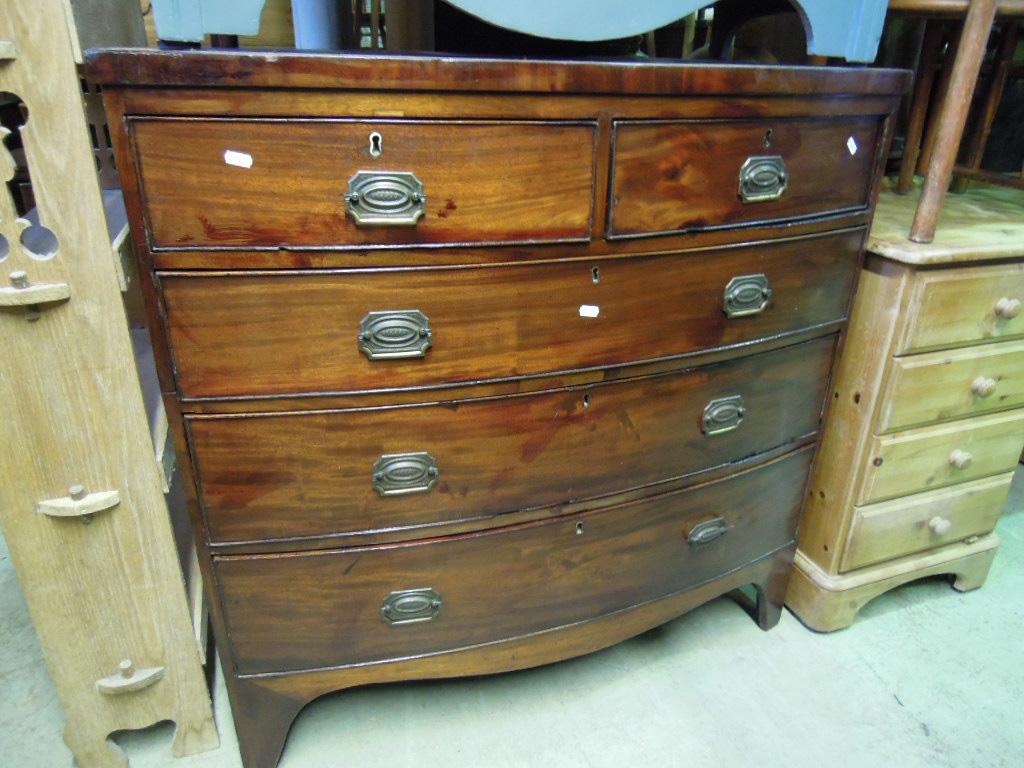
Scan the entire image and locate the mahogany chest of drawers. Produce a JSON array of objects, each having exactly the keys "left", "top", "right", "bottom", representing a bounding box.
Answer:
[{"left": 87, "top": 50, "right": 909, "bottom": 768}]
